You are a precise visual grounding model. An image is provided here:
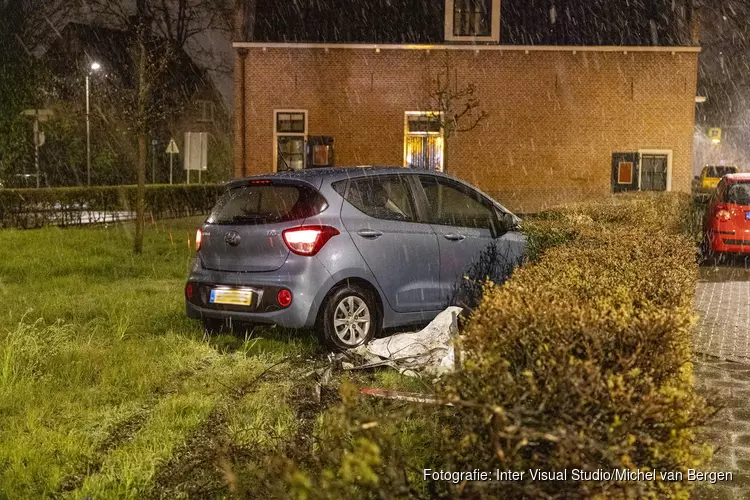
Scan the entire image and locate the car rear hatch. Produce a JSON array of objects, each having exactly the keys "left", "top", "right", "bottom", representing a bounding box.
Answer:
[
  {"left": 724, "top": 181, "right": 750, "bottom": 235},
  {"left": 199, "top": 179, "right": 328, "bottom": 272}
]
